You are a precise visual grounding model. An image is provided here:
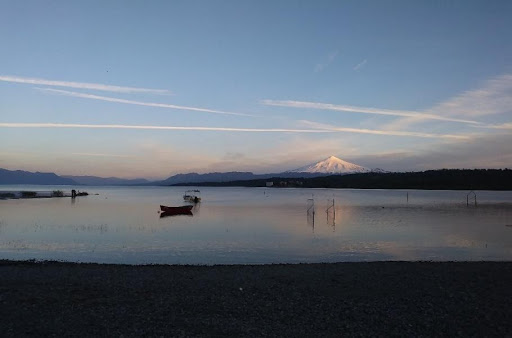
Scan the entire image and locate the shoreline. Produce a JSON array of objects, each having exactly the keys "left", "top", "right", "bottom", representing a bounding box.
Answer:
[
  {"left": 1, "top": 260, "right": 511, "bottom": 336},
  {"left": 0, "top": 189, "right": 90, "bottom": 200}
]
